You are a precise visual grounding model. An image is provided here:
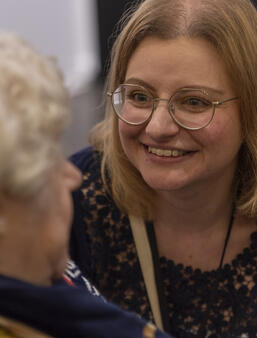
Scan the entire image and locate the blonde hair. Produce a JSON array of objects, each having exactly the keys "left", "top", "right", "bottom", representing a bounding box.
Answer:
[
  {"left": 90, "top": 0, "right": 257, "bottom": 219},
  {"left": 0, "top": 32, "right": 70, "bottom": 197}
]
